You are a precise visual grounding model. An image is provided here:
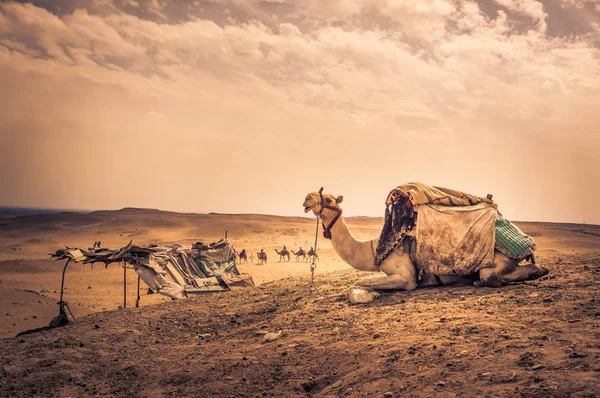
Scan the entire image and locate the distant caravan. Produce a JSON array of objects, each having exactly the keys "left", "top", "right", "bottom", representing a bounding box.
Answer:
[
  {"left": 257, "top": 251, "right": 268, "bottom": 265},
  {"left": 291, "top": 248, "right": 307, "bottom": 262},
  {"left": 274, "top": 248, "right": 291, "bottom": 262},
  {"left": 308, "top": 247, "right": 319, "bottom": 262}
]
